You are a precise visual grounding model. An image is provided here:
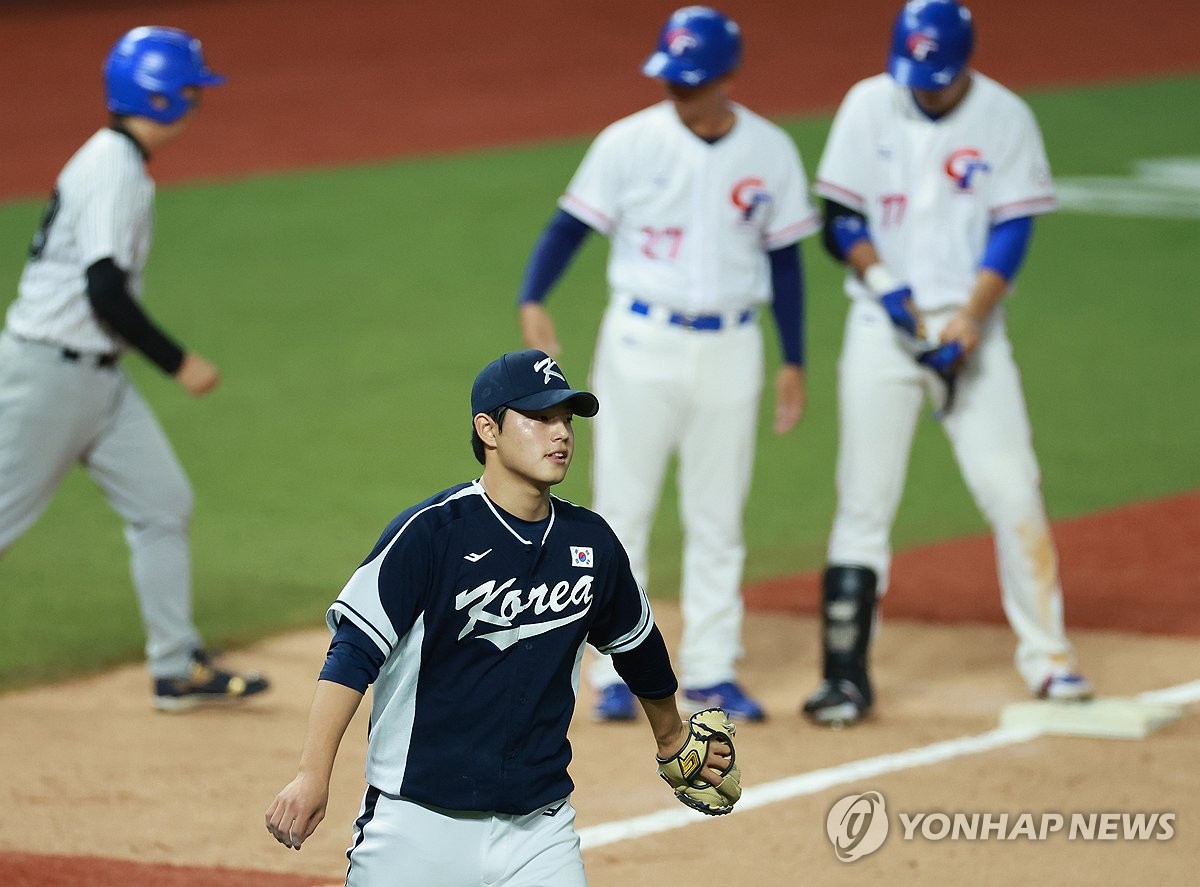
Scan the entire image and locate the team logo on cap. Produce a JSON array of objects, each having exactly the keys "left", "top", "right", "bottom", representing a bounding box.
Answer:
[
  {"left": 533, "top": 356, "right": 565, "bottom": 385},
  {"left": 906, "top": 32, "right": 938, "bottom": 61},
  {"left": 666, "top": 27, "right": 698, "bottom": 56},
  {"left": 570, "top": 546, "right": 594, "bottom": 568},
  {"left": 731, "top": 177, "right": 772, "bottom": 223},
  {"left": 944, "top": 147, "right": 990, "bottom": 192}
]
